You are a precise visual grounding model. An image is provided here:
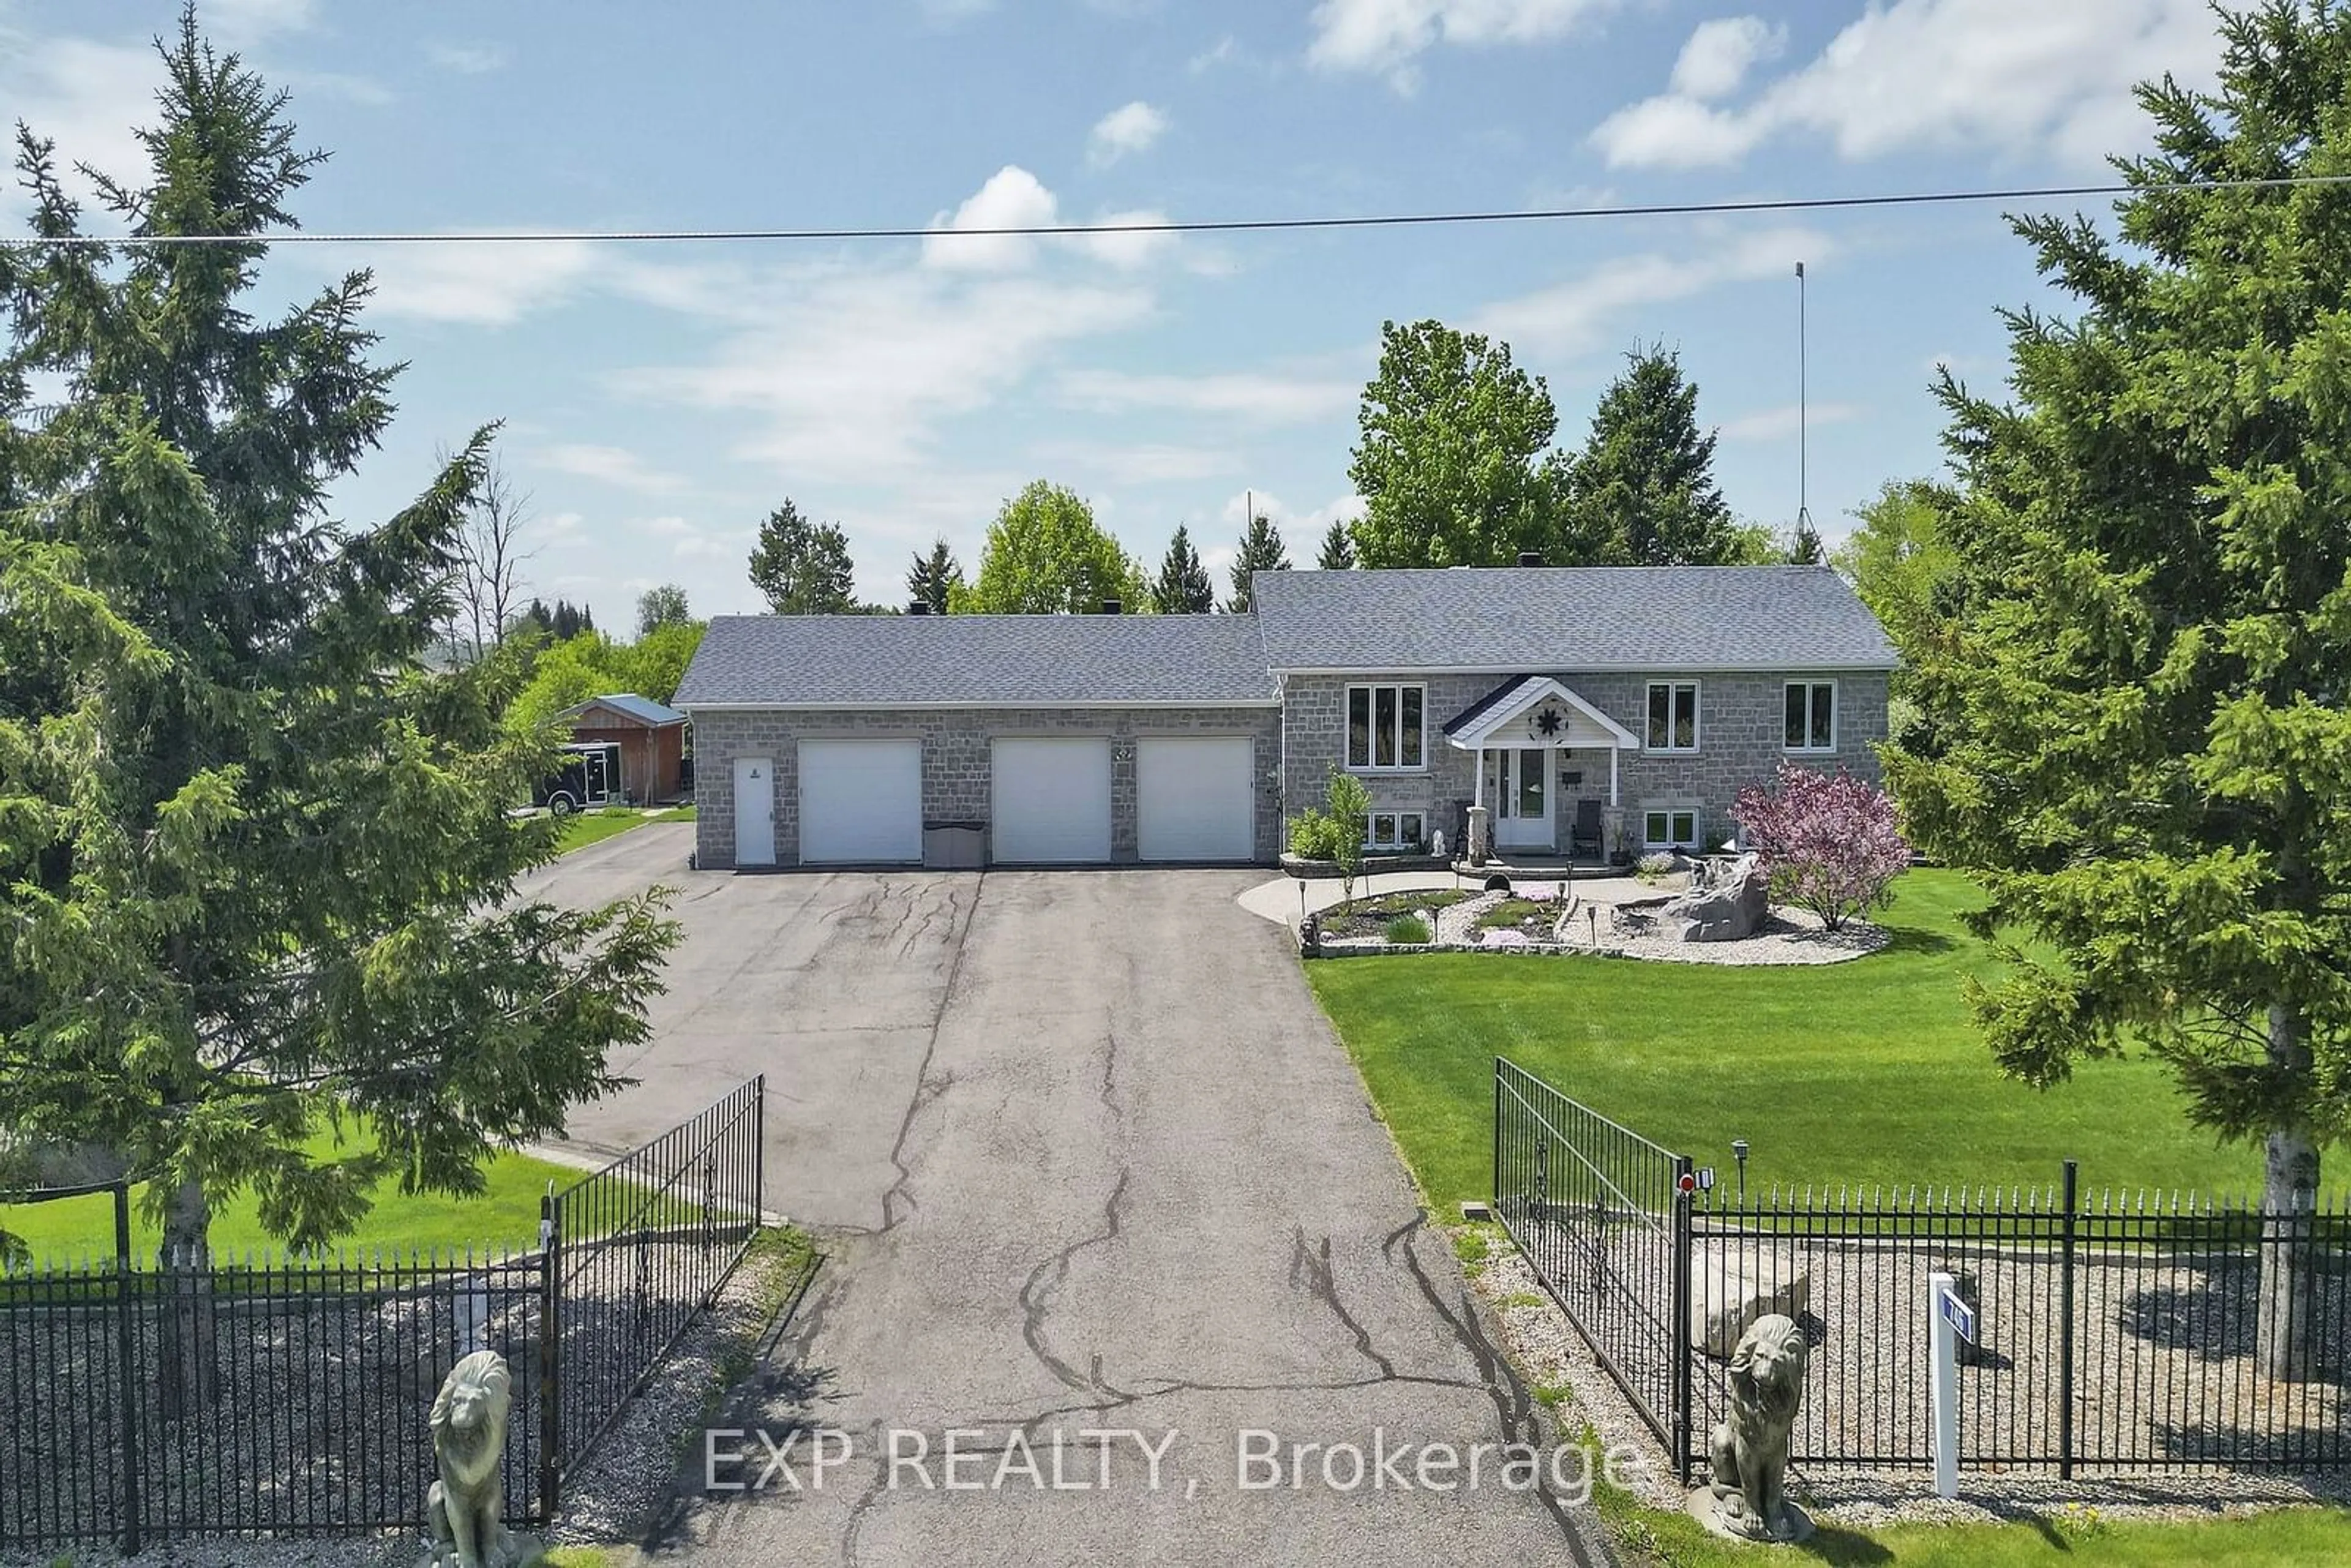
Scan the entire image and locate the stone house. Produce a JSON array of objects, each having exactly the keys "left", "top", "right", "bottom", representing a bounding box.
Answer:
[{"left": 672, "top": 564, "right": 1896, "bottom": 870}]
